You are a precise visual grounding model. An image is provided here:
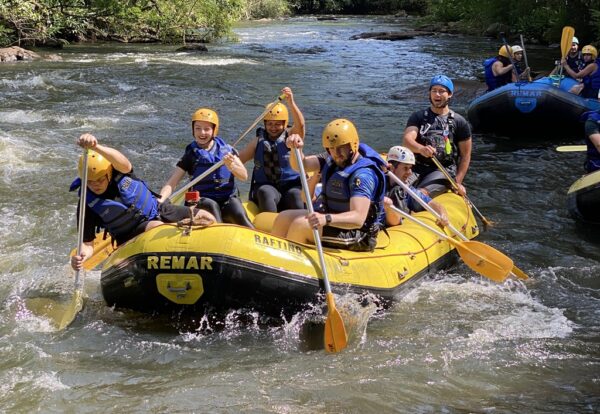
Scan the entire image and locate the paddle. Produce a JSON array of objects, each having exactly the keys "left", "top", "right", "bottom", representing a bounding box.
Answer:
[
  {"left": 168, "top": 93, "right": 286, "bottom": 202},
  {"left": 558, "top": 26, "right": 576, "bottom": 87},
  {"left": 430, "top": 156, "right": 494, "bottom": 231},
  {"left": 499, "top": 32, "right": 520, "bottom": 81},
  {"left": 556, "top": 145, "right": 586, "bottom": 152},
  {"left": 387, "top": 171, "right": 529, "bottom": 281},
  {"left": 27, "top": 149, "right": 89, "bottom": 329},
  {"left": 519, "top": 34, "right": 532, "bottom": 82},
  {"left": 294, "top": 147, "right": 347, "bottom": 353}
]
